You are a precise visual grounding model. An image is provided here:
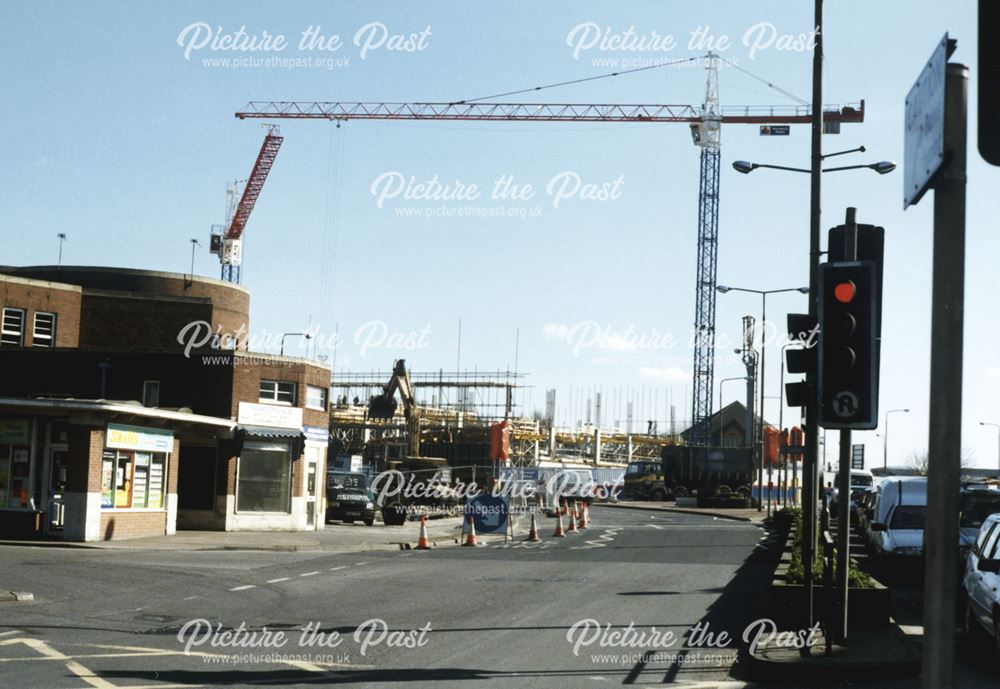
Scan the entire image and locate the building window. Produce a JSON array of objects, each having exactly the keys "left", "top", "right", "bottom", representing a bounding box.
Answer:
[
  {"left": 259, "top": 380, "right": 296, "bottom": 405},
  {"left": 142, "top": 381, "right": 160, "bottom": 408},
  {"left": 1, "top": 308, "right": 25, "bottom": 347},
  {"left": 305, "top": 385, "right": 328, "bottom": 411},
  {"left": 237, "top": 441, "right": 292, "bottom": 513},
  {"left": 100, "top": 450, "right": 167, "bottom": 509},
  {"left": 32, "top": 312, "right": 56, "bottom": 348}
]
